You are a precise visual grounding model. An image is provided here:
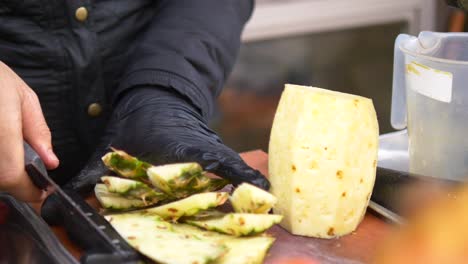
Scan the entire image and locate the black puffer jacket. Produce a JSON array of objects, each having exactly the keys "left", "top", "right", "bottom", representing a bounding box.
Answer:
[{"left": 0, "top": 0, "right": 253, "bottom": 184}]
